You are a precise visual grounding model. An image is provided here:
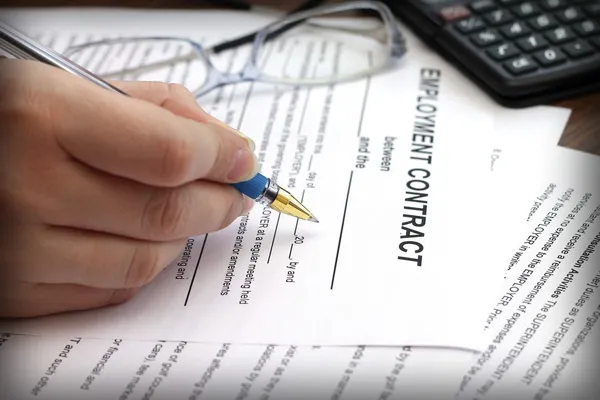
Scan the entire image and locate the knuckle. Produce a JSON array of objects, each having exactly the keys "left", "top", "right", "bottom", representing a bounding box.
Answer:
[
  {"left": 0, "top": 98, "right": 33, "bottom": 140},
  {"left": 157, "top": 134, "right": 195, "bottom": 185},
  {"left": 119, "top": 80, "right": 170, "bottom": 103},
  {"left": 2, "top": 63, "right": 70, "bottom": 150},
  {"left": 167, "top": 83, "right": 194, "bottom": 100},
  {"left": 205, "top": 129, "right": 230, "bottom": 179},
  {"left": 148, "top": 81, "right": 173, "bottom": 103},
  {"left": 148, "top": 80, "right": 170, "bottom": 93},
  {"left": 142, "top": 188, "right": 191, "bottom": 239},
  {"left": 124, "top": 243, "right": 162, "bottom": 287},
  {"left": 2, "top": 77, "right": 47, "bottom": 132}
]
